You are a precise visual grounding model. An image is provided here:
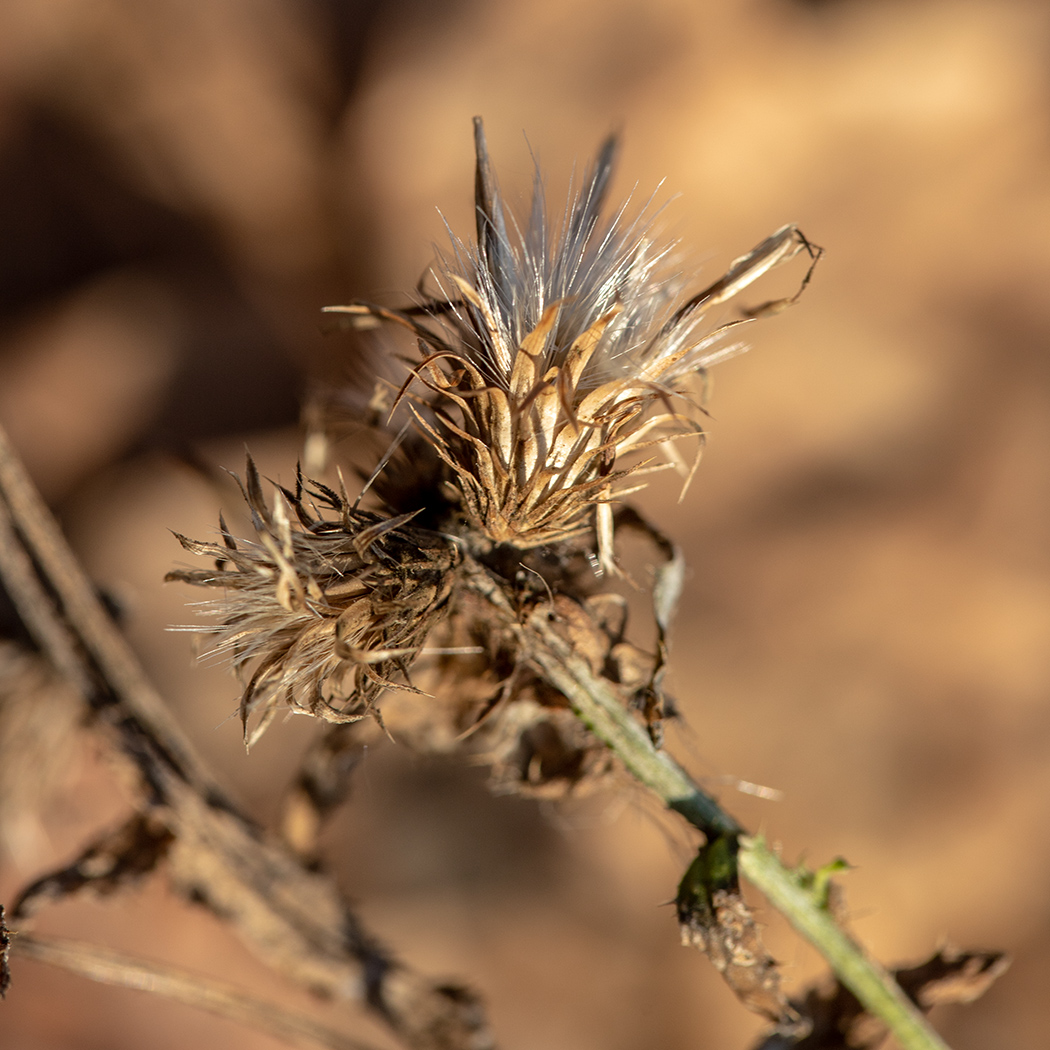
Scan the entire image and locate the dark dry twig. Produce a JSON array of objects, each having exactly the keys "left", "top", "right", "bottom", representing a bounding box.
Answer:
[{"left": 0, "top": 423, "right": 493, "bottom": 1050}]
